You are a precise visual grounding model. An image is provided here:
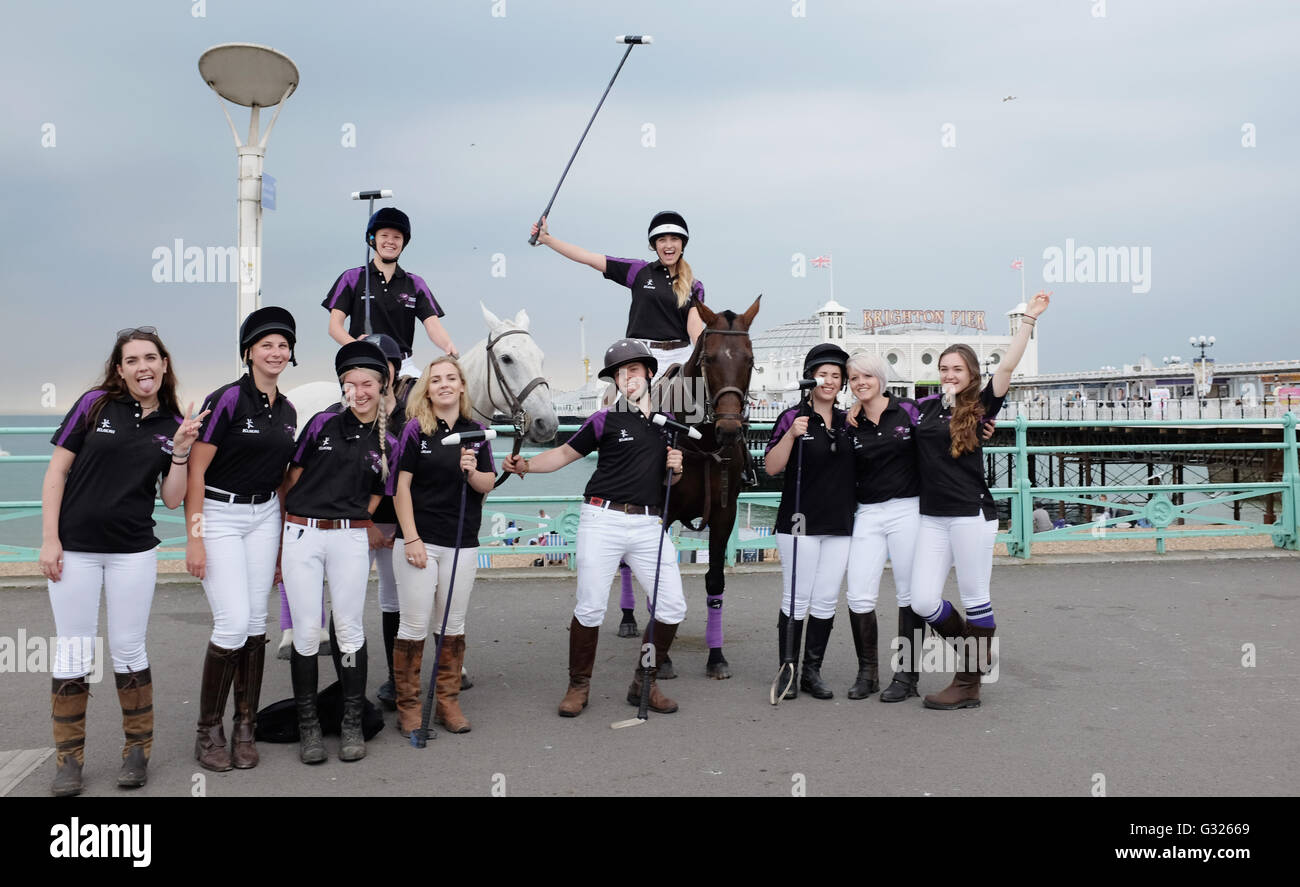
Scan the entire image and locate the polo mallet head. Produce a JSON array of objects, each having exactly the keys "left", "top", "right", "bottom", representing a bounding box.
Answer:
[
  {"left": 441, "top": 429, "right": 498, "bottom": 446},
  {"left": 411, "top": 726, "right": 432, "bottom": 748},
  {"left": 652, "top": 412, "right": 702, "bottom": 440},
  {"left": 614, "top": 35, "right": 653, "bottom": 44}
]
